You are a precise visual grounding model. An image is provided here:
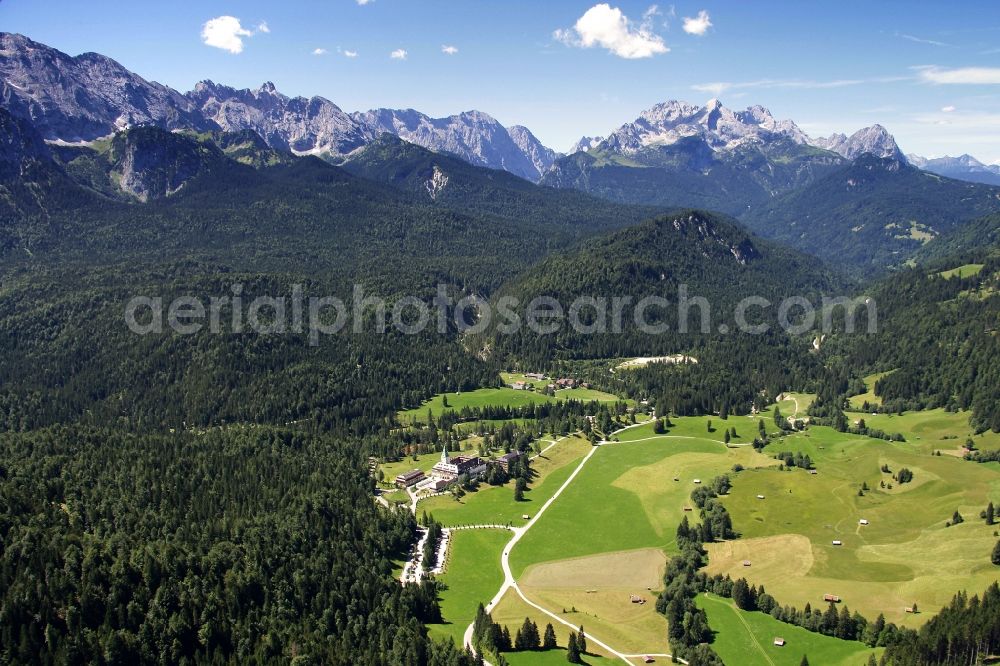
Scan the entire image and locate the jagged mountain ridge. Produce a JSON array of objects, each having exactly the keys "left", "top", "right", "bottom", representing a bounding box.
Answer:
[
  {"left": 594, "top": 98, "right": 811, "bottom": 156},
  {"left": 0, "top": 31, "right": 929, "bottom": 187},
  {"left": 0, "top": 32, "right": 556, "bottom": 181}
]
